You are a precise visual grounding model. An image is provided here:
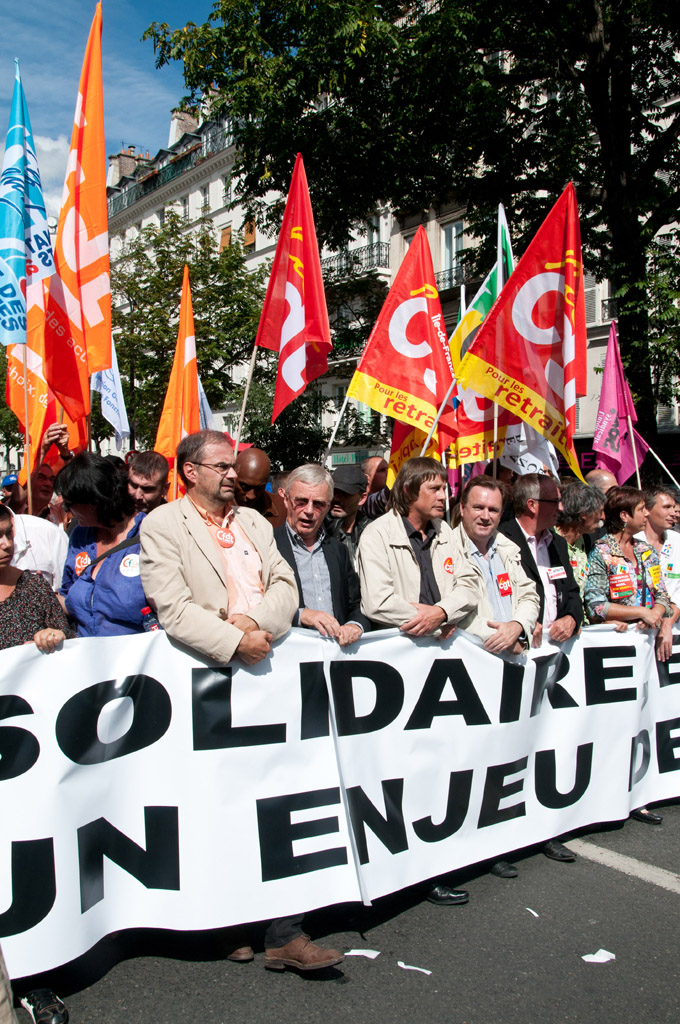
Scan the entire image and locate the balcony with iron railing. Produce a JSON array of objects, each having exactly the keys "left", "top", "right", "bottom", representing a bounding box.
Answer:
[
  {"left": 107, "top": 126, "right": 234, "bottom": 220},
  {"left": 320, "top": 242, "right": 391, "bottom": 279}
]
